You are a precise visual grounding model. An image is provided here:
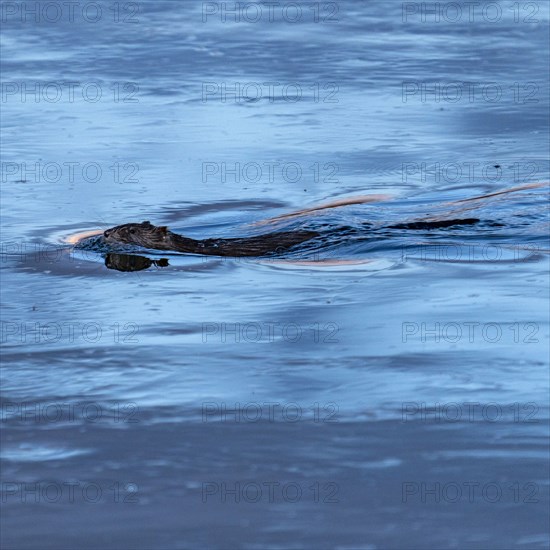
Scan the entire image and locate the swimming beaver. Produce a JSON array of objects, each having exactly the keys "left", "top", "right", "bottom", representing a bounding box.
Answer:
[
  {"left": 102, "top": 218, "right": 480, "bottom": 257},
  {"left": 103, "top": 221, "right": 321, "bottom": 257}
]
